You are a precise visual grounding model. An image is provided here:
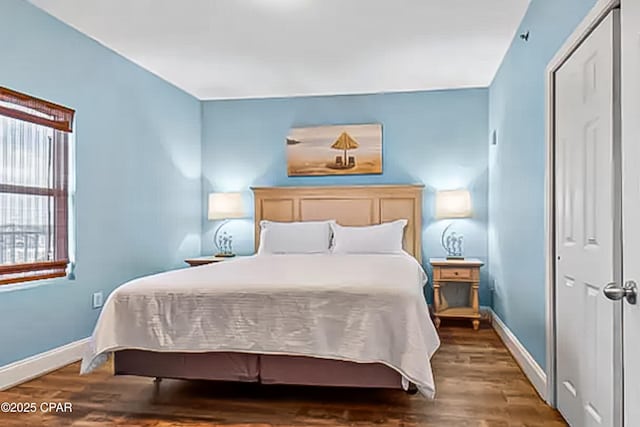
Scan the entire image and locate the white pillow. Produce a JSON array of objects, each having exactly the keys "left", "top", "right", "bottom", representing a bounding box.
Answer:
[
  {"left": 258, "top": 220, "right": 334, "bottom": 254},
  {"left": 330, "top": 220, "right": 407, "bottom": 254}
]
